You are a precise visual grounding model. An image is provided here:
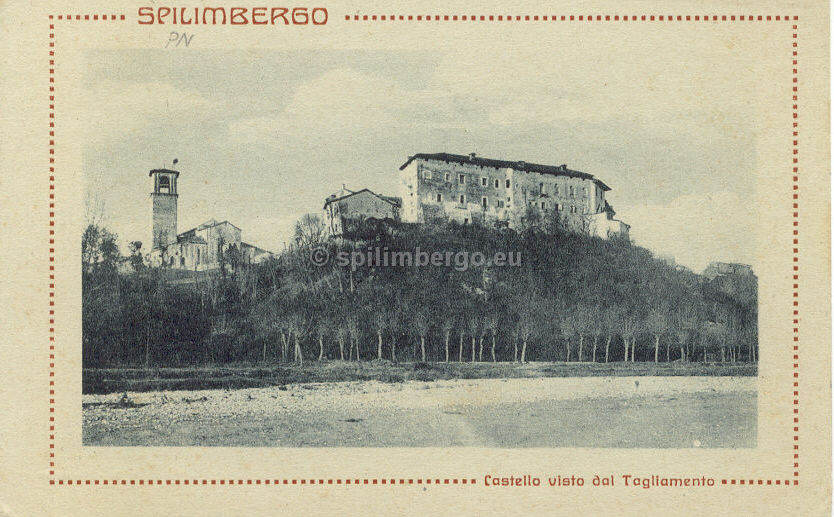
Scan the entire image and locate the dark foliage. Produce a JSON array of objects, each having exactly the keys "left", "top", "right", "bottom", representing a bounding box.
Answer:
[{"left": 81, "top": 218, "right": 757, "bottom": 367}]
